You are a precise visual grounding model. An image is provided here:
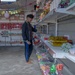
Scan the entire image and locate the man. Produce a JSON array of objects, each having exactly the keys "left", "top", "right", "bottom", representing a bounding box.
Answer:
[{"left": 22, "top": 14, "right": 37, "bottom": 64}]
